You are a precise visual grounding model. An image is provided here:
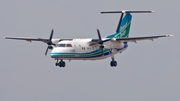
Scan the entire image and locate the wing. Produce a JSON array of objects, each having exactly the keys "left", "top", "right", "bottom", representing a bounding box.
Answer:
[
  {"left": 4, "top": 36, "right": 73, "bottom": 44},
  {"left": 114, "top": 34, "right": 173, "bottom": 43},
  {"left": 4, "top": 36, "right": 49, "bottom": 43},
  {"left": 89, "top": 34, "right": 173, "bottom": 46}
]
